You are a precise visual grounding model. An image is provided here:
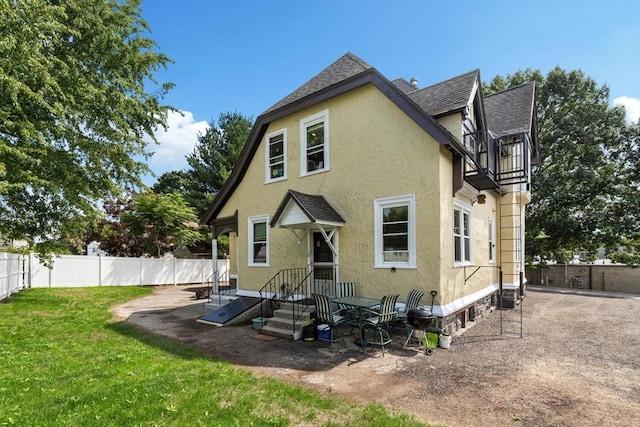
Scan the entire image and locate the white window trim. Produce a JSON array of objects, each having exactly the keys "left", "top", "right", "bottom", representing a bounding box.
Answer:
[
  {"left": 248, "top": 214, "right": 269, "bottom": 267},
  {"left": 300, "top": 109, "right": 329, "bottom": 176},
  {"left": 265, "top": 128, "right": 287, "bottom": 183},
  {"left": 453, "top": 200, "right": 473, "bottom": 267},
  {"left": 373, "top": 194, "right": 416, "bottom": 269},
  {"left": 488, "top": 216, "right": 496, "bottom": 264}
]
